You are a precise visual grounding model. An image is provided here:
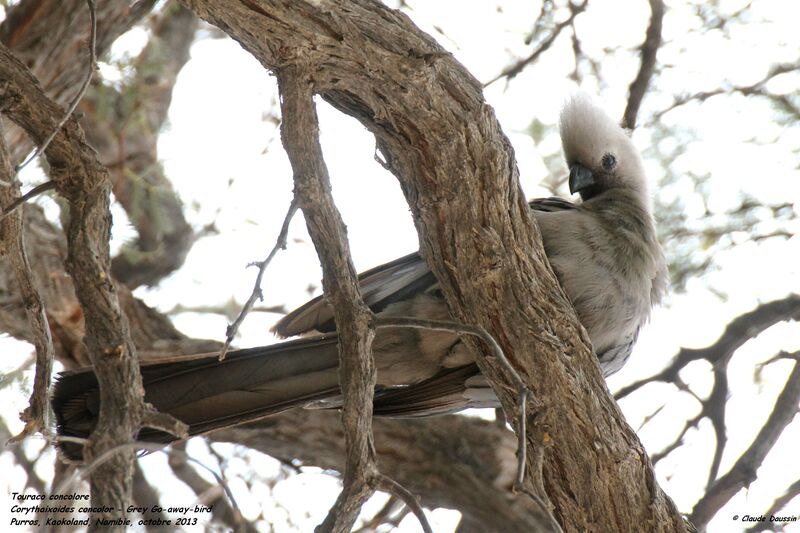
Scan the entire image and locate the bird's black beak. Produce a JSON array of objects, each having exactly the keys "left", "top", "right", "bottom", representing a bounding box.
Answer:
[{"left": 568, "top": 163, "right": 595, "bottom": 195}]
